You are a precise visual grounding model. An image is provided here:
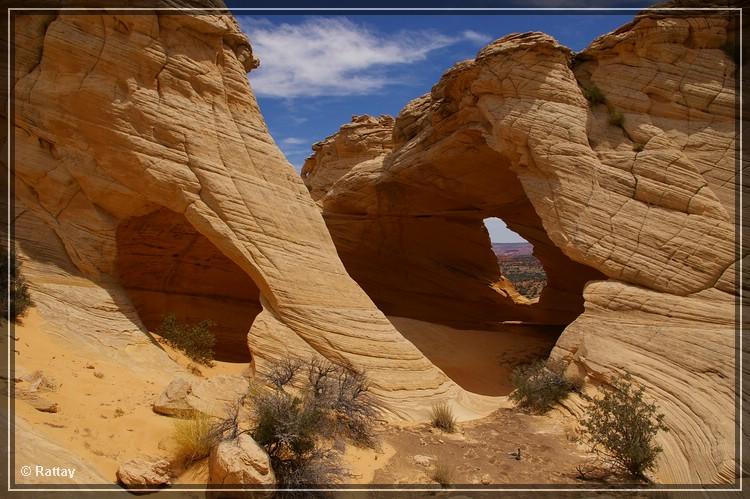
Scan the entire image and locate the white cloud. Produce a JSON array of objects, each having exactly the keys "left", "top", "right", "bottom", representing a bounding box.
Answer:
[
  {"left": 462, "top": 30, "right": 492, "bottom": 45},
  {"left": 281, "top": 137, "right": 307, "bottom": 145},
  {"left": 239, "top": 17, "right": 471, "bottom": 98}
]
